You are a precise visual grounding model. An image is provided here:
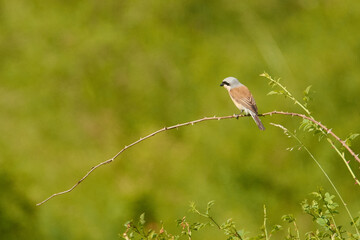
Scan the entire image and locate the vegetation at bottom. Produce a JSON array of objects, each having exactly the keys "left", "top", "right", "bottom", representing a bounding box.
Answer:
[{"left": 121, "top": 189, "right": 360, "bottom": 240}]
